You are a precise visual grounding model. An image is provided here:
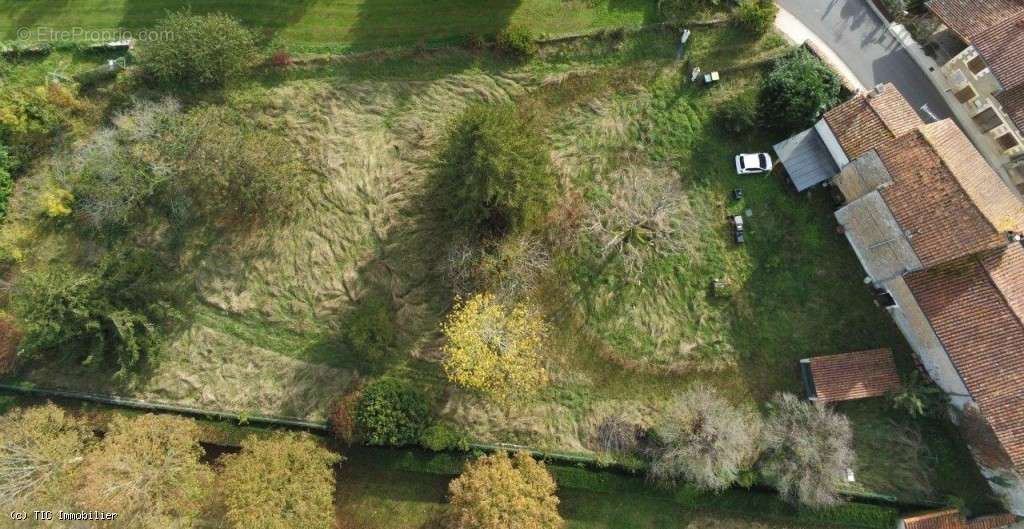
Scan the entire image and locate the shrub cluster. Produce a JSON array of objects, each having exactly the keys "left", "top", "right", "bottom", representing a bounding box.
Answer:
[
  {"left": 355, "top": 378, "right": 430, "bottom": 446},
  {"left": 495, "top": 26, "right": 538, "bottom": 58},
  {"left": 135, "top": 11, "right": 258, "bottom": 87},
  {"left": 733, "top": 0, "right": 779, "bottom": 35},
  {"left": 57, "top": 98, "right": 302, "bottom": 234},
  {"left": 0, "top": 85, "right": 74, "bottom": 173},
  {"left": 759, "top": 48, "right": 842, "bottom": 134}
]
